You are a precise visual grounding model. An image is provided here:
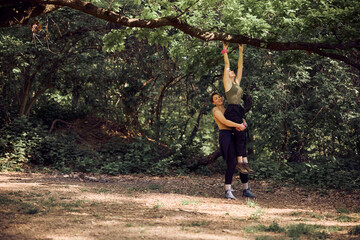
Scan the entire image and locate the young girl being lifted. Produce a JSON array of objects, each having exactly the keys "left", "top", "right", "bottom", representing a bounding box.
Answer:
[{"left": 221, "top": 41, "right": 254, "bottom": 175}]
